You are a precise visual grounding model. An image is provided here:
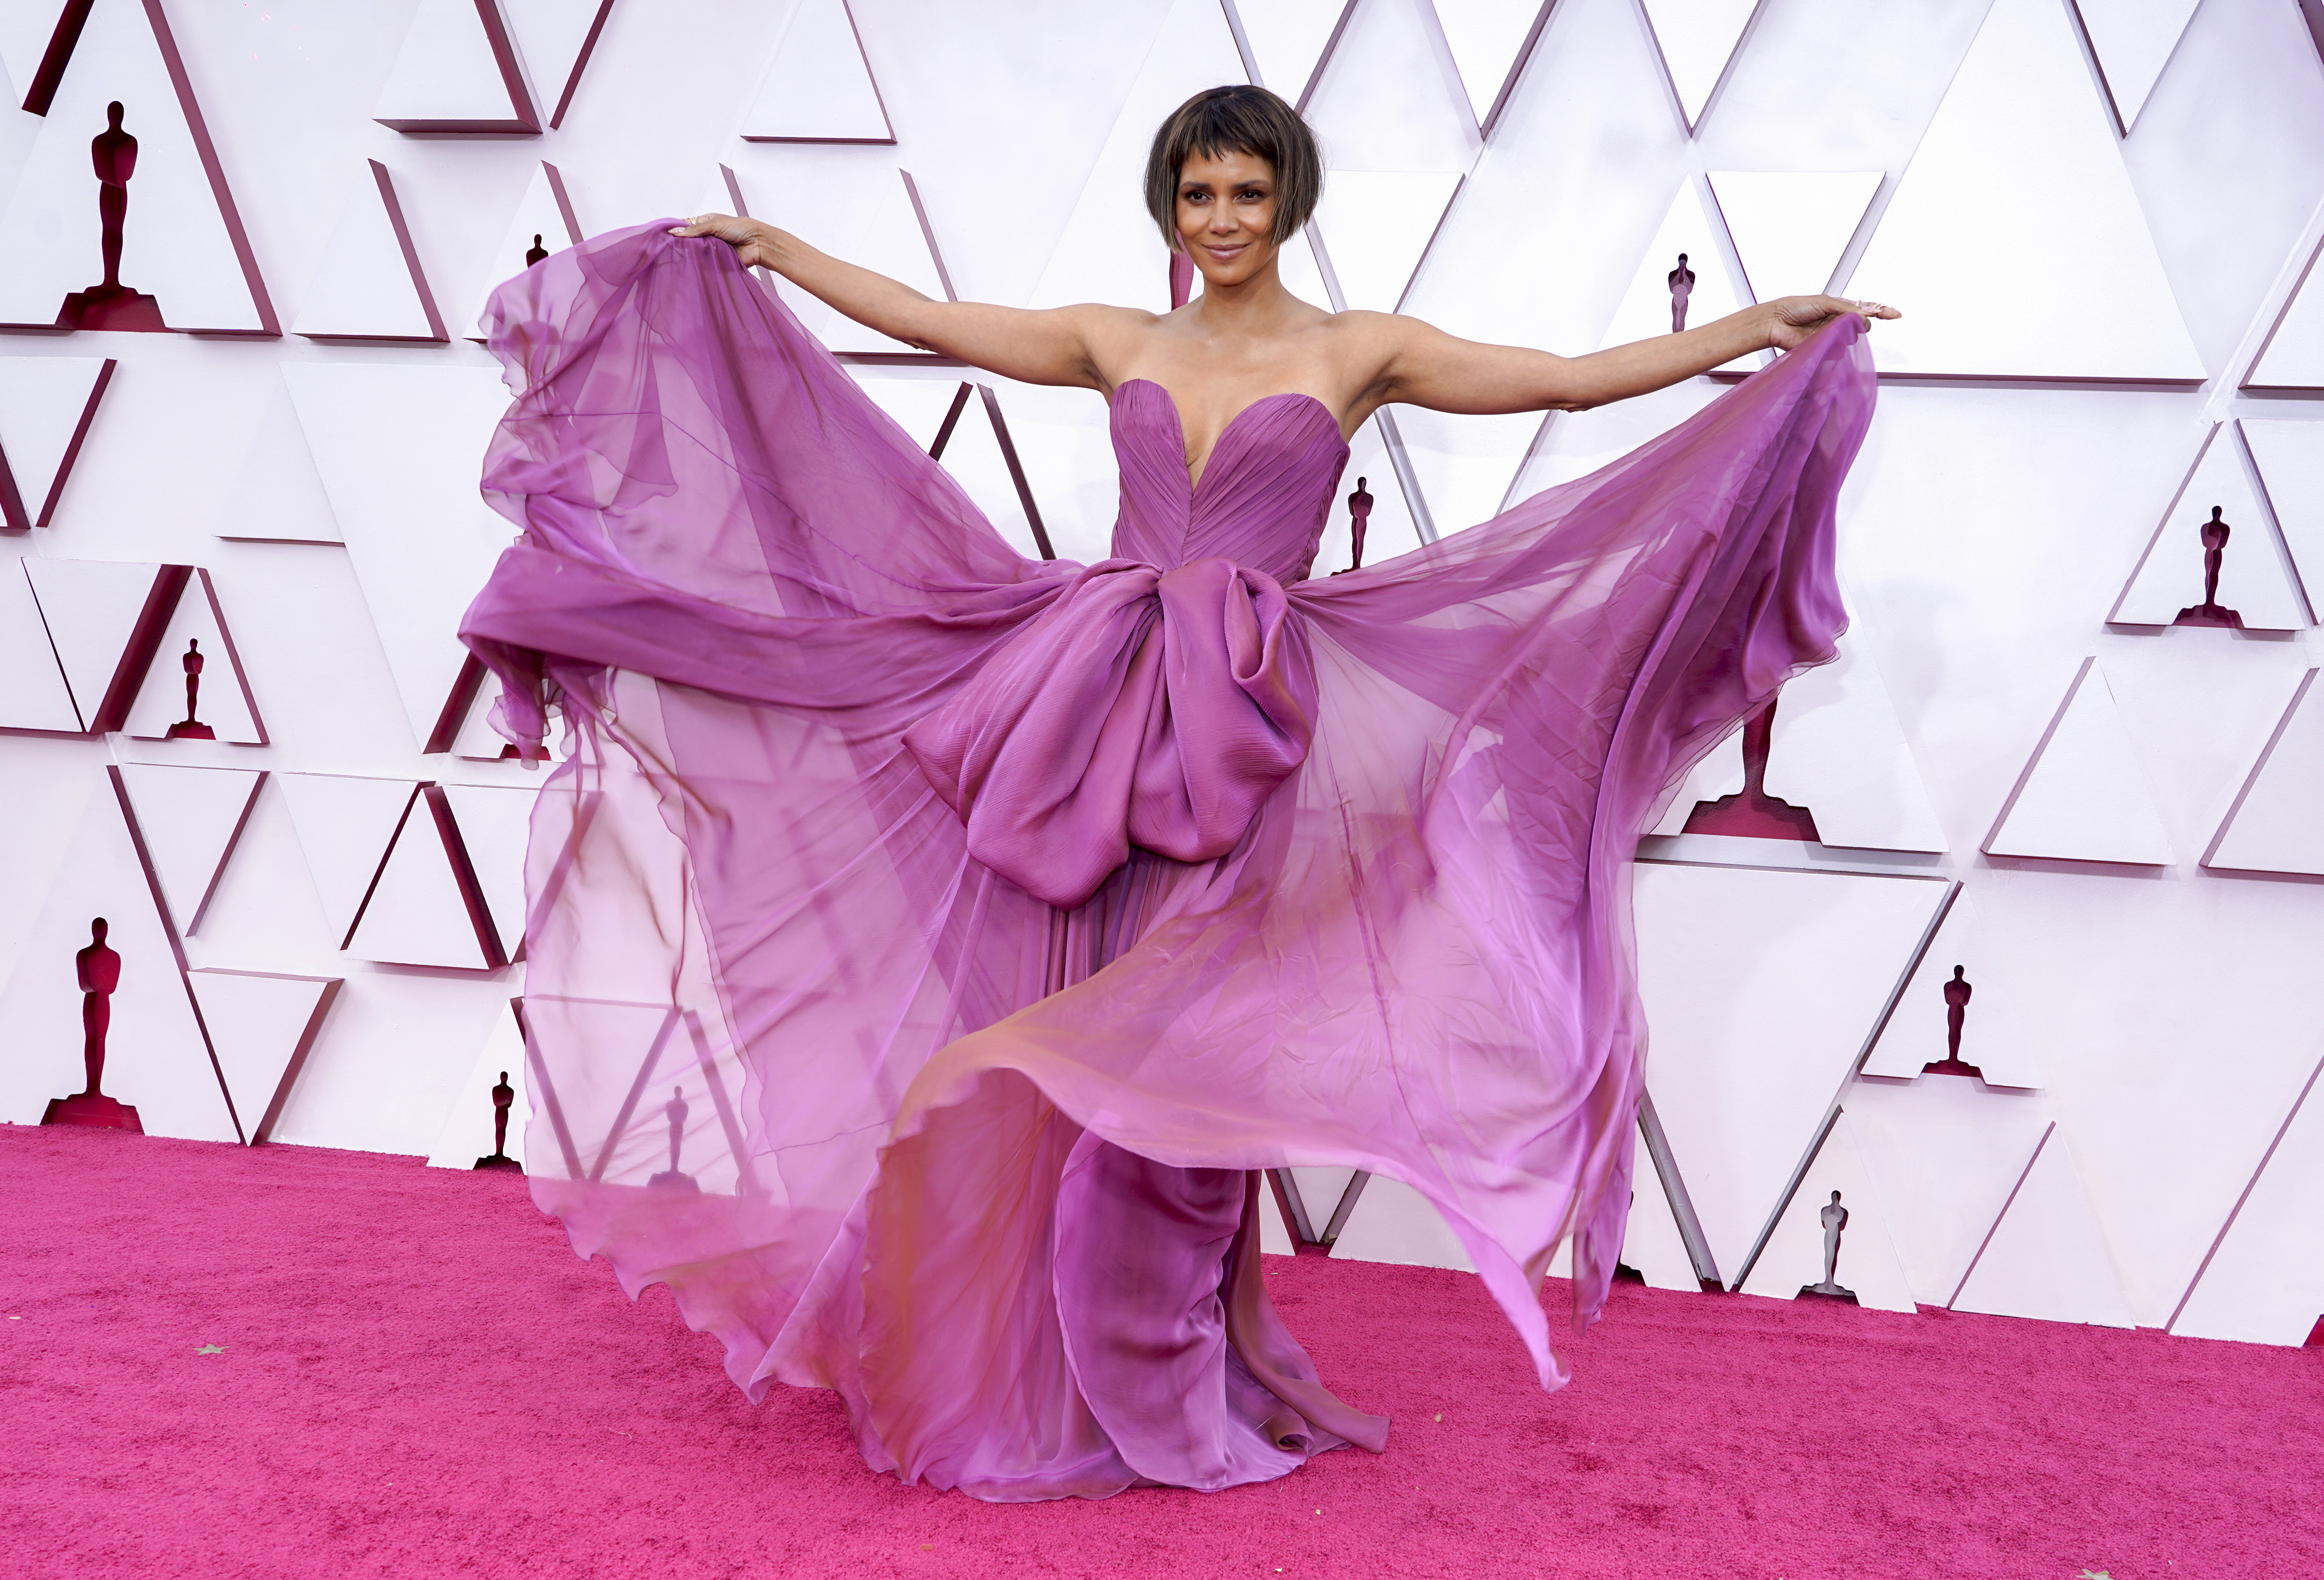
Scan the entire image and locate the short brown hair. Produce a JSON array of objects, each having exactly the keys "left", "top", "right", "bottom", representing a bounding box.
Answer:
[{"left": 1143, "top": 85, "right": 1321, "bottom": 250}]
